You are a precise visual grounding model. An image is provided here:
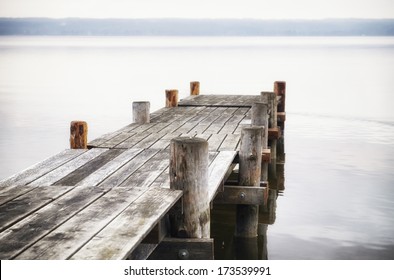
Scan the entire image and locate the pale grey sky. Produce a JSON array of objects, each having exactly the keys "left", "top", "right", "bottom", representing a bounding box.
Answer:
[{"left": 0, "top": 0, "right": 393, "bottom": 19}]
